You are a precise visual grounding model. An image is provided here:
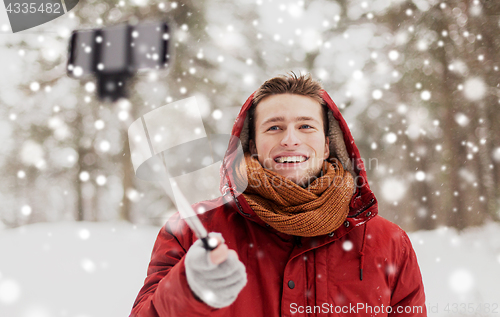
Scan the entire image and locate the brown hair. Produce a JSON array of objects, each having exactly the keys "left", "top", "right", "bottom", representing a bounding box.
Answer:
[{"left": 248, "top": 72, "right": 329, "bottom": 142}]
